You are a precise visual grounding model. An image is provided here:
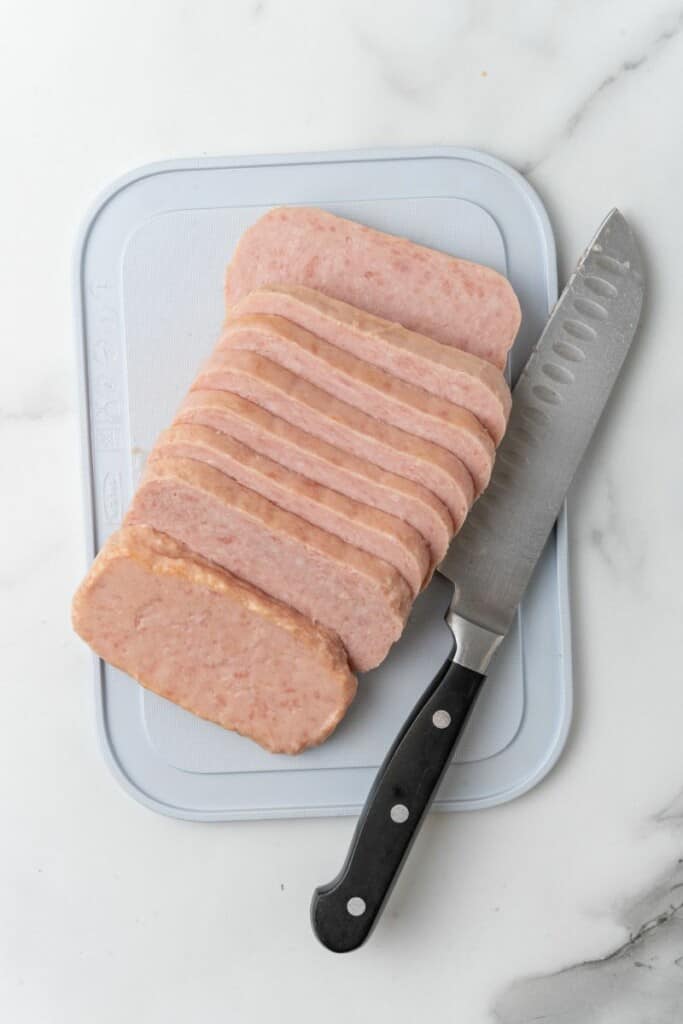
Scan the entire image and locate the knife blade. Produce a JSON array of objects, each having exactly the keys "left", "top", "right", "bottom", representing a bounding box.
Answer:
[{"left": 311, "top": 209, "right": 644, "bottom": 953}]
